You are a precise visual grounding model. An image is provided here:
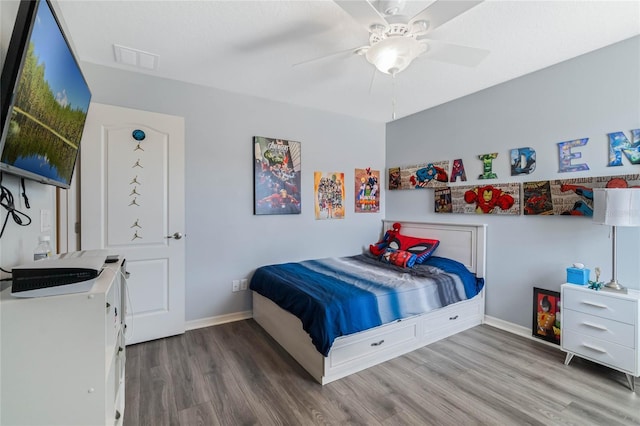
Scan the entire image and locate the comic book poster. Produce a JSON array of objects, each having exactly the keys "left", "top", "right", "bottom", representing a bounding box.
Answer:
[
  {"left": 434, "top": 187, "right": 452, "bottom": 213},
  {"left": 355, "top": 168, "right": 380, "bottom": 213},
  {"left": 253, "top": 137, "right": 301, "bottom": 215},
  {"left": 522, "top": 181, "right": 554, "bottom": 215},
  {"left": 523, "top": 174, "right": 640, "bottom": 216},
  {"left": 532, "top": 288, "right": 561, "bottom": 345},
  {"left": 314, "top": 171, "right": 345, "bottom": 220},
  {"left": 388, "top": 167, "right": 401, "bottom": 190},
  {"left": 437, "top": 183, "right": 521, "bottom": 215},
  {"left": 388, "top": 161, "right": 450, "bottom": 190}
]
